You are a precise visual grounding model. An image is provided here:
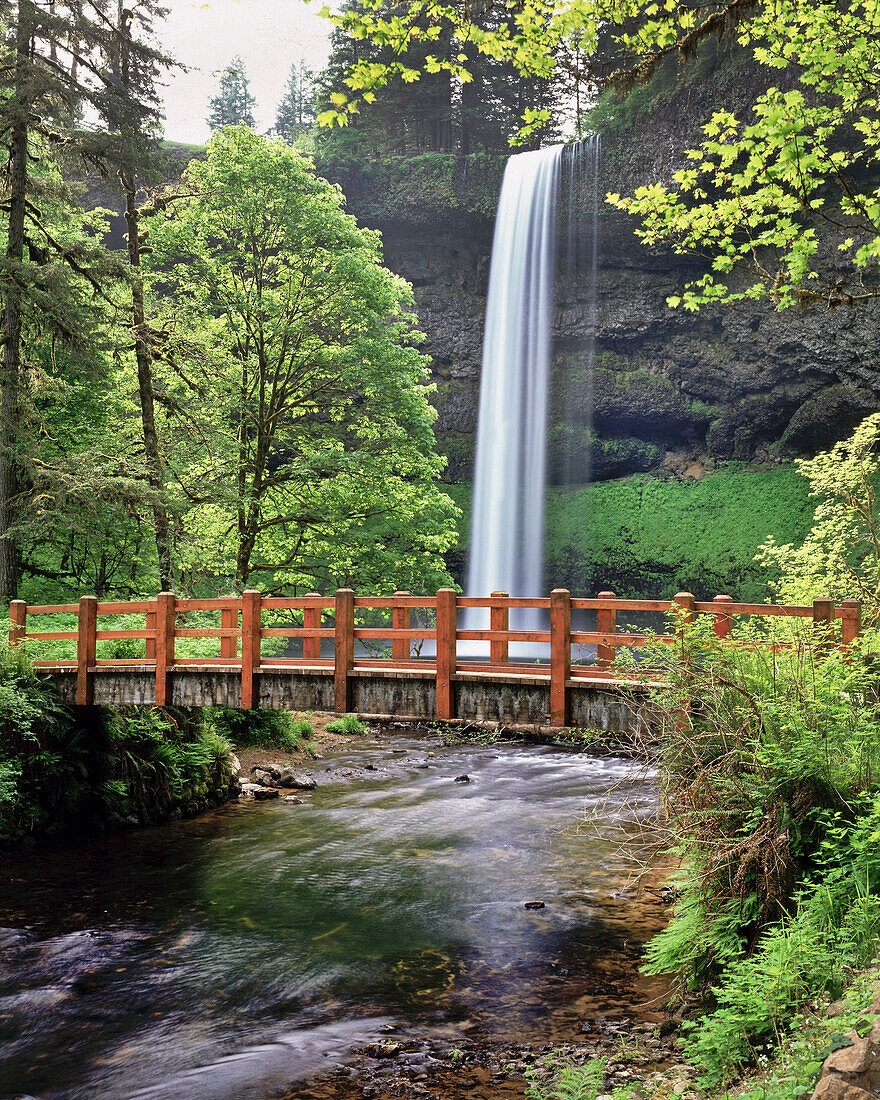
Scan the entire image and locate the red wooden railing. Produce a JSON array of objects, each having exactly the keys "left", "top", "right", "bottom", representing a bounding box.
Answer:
[{"left": 8, "top": 590, "right": 862, "bottom": 723}]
